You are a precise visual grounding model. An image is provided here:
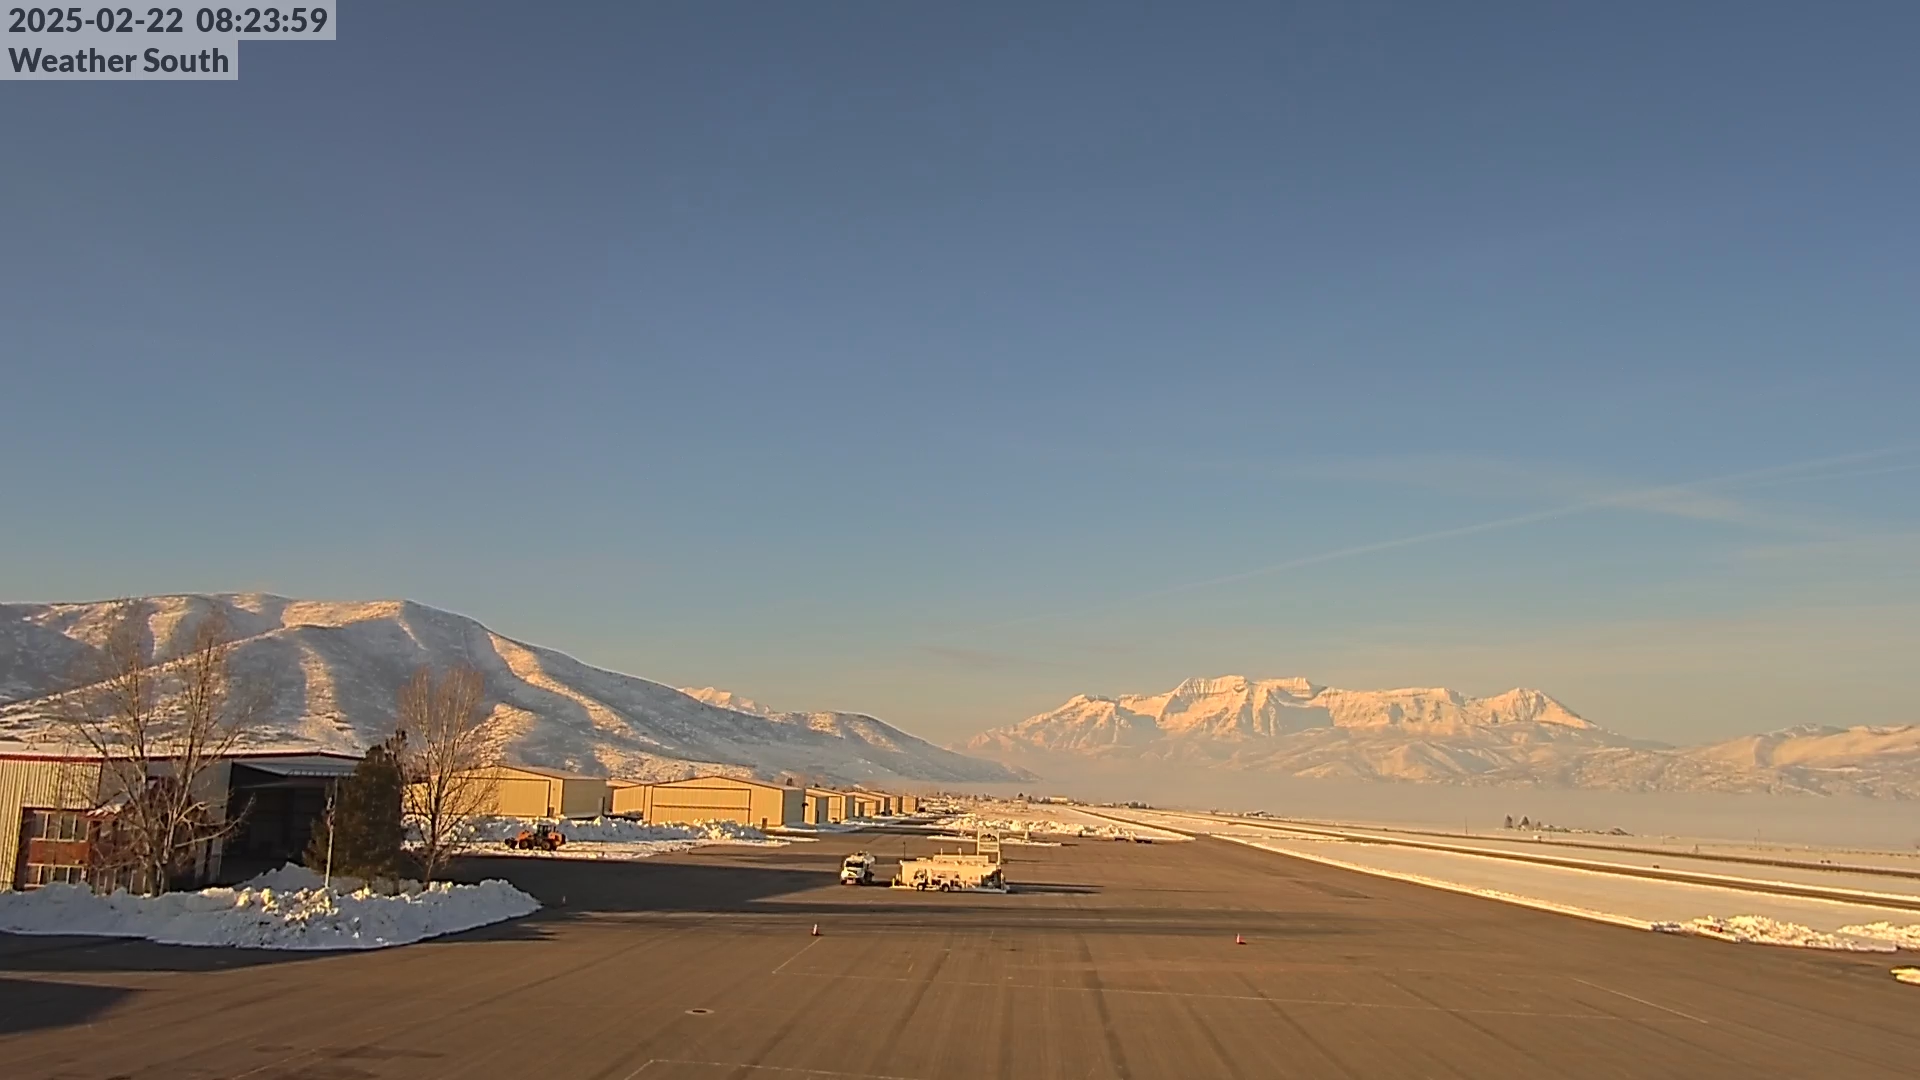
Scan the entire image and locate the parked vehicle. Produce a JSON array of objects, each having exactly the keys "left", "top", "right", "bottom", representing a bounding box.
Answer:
[
  {"left": 892, "top": 829, "right": 1008, "bottom": 892},
  {"left": 841, "top": 852, "right": 876, "bottom": 885},
  {"left": 508, "top": 824, "right": 565, "bottom": 851}
]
